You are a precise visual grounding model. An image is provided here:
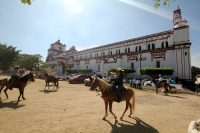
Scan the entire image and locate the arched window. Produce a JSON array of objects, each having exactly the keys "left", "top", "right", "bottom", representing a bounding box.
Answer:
[
  {"left": 125, "top": 48, "right": 127, "bottom": 53},
  {"left": 166, "top": 41, "right": 168, "bottom": 48},
  {"left": 131, "top": 63, "right": 134, "bottom": 69},
  {"left": 128, "top": 47, "right": 130, "bottom": 53},
  {"left": 135, "top": 46, "right": 138, "bottom": 52},
  {"left": 152, "top": 43, "right": 155, "bottom": 50},
  {"left": 148, "top": 44, "right": 150, "bottom": 50},
  {"left": 139, "top": 46, "right": 141, "bottom": 51},
  {"left": 85, "top": 55, "right": 87, "bottom": 59},
  {"left": 89, "top": 54, "right": 92, "bottom": 58},
  {"left": 161, "top": 42, "right": 164, "bottom": 48},
  {"left": 116, "top": 49, "right": 120, "bottom": 54},
  {"left": 156, "top": 61, "right": 160, "bottom": 68}
]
